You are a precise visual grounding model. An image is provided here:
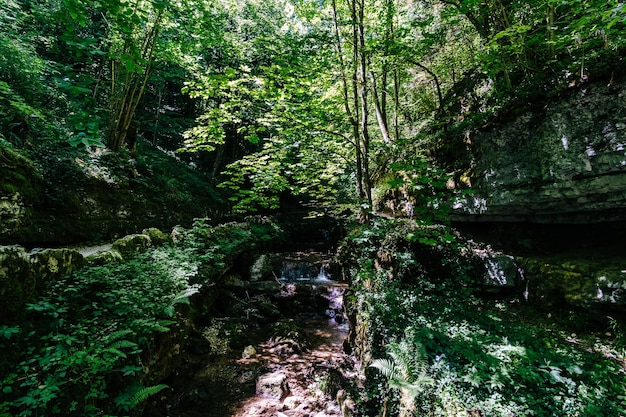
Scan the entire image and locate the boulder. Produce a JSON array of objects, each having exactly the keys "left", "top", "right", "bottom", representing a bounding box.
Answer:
[
  {"left": 256, "top": 371, "right": 290, "bottom": 400},
  {"left": 0, "top": 245, "right": 33, "bottom": 320},
  {"left": 250, "top": 254, "right": 274, "bottom": 282},
  {"left": 473, "top": 249, "right": 522, "bottom": 291},
  {"left": 242, "top": 345, "right": 257, "bottom": 359},
  {"left": 112, "top": 233, "right": 152, "bottom": 256},
  {"left": 520, "top": 256, "right": 626, "bottom": 311},
  {"left": 142, "top": 227, "right": 171, "bottom": 246},
  {"left": 85, "top": 248, "right": 124, "bottom": 266},
  {"left": 29, "top": 248, "right": 84, "bottom": 288}
]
